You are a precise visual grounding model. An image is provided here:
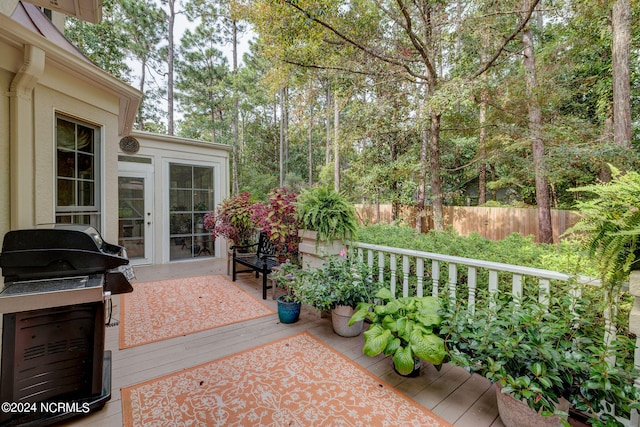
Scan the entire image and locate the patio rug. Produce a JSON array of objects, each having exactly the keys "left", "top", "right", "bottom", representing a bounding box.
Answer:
[
  {"left": 121, "top": 331, "right": 452, "bottom": 426},
  {"left": 119, "top": 275, "right": 275, "bottom": 349}
]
